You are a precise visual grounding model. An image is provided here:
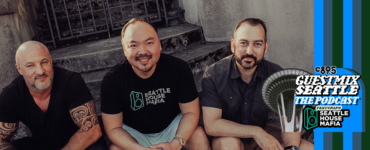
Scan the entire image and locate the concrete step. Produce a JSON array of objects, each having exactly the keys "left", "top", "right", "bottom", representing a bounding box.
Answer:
[
  {"left": 171, "top": 42, "right": 231, "bottom": 77},
  {"left": 82, "top": 42, "right": 232, "bottom": 115},
  {"left": 51, "top": 23, "right": 204, "bottom": 73}
]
